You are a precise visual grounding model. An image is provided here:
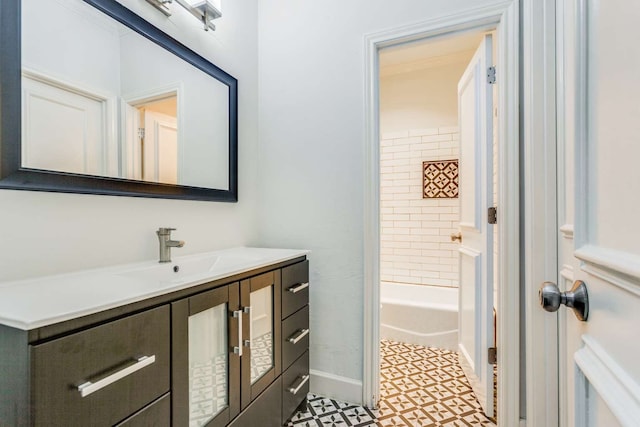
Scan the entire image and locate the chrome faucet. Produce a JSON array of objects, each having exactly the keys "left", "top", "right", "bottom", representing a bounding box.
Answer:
[{"left": 156, "top": 228, "right": 185, "bottom": 263}]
